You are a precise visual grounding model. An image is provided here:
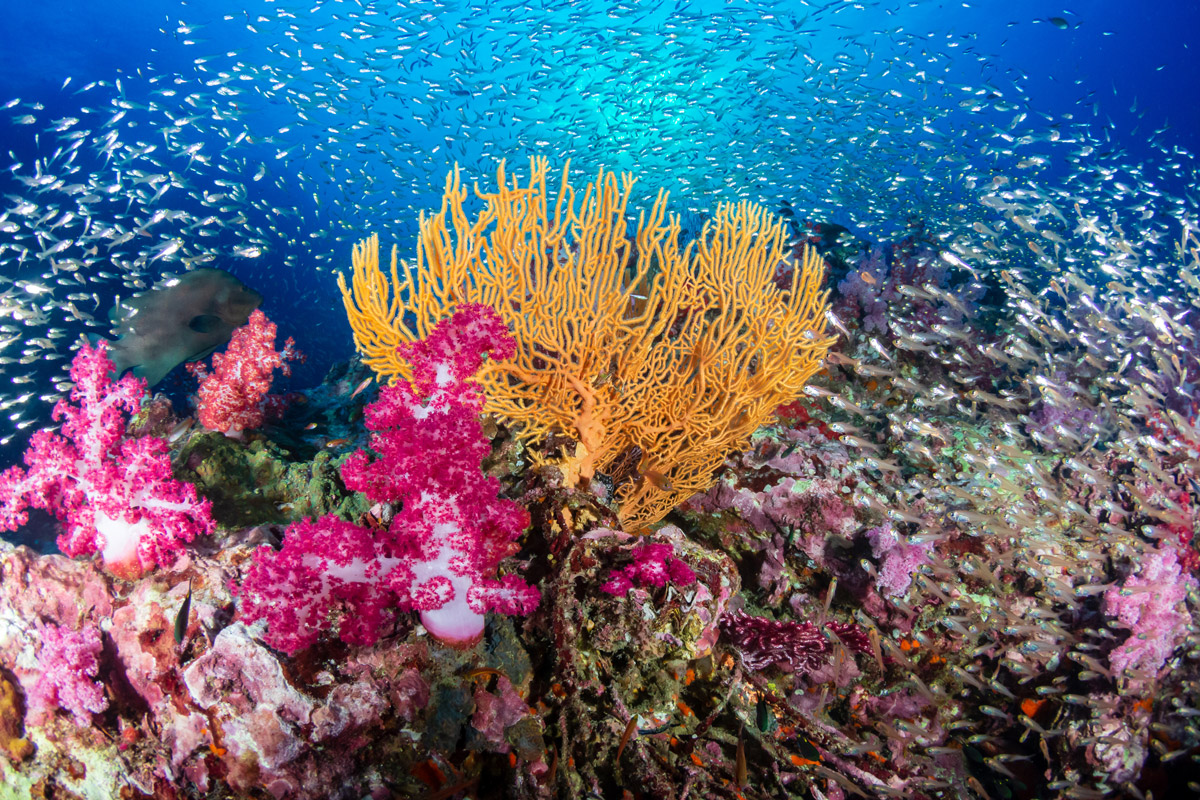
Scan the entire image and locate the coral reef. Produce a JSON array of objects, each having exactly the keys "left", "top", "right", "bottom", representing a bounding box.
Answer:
[{"left": 0, "top": 223, "right": 1198, "bottom": 800}]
